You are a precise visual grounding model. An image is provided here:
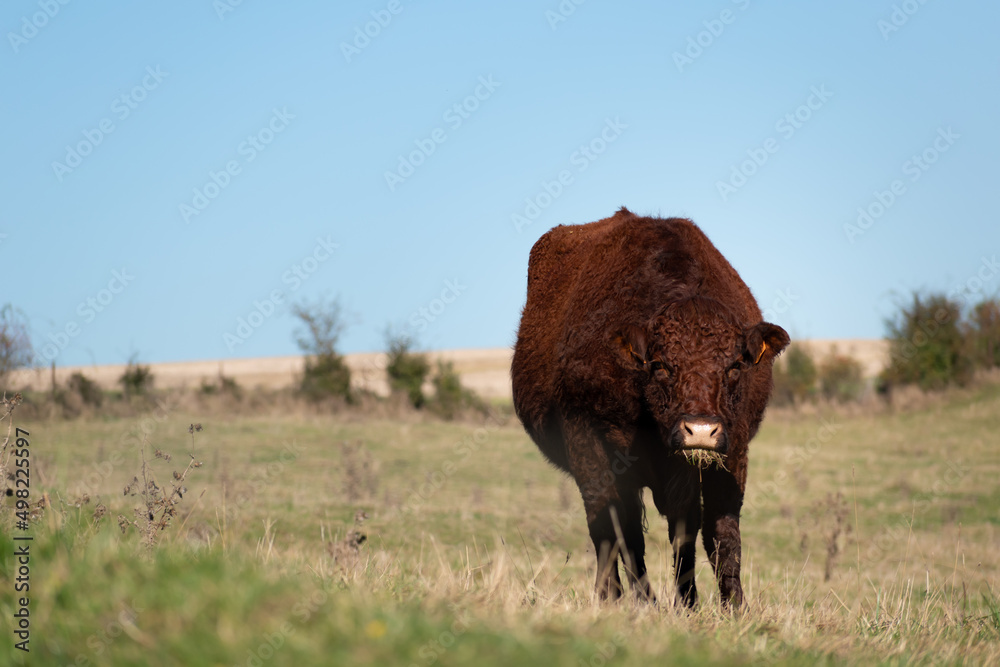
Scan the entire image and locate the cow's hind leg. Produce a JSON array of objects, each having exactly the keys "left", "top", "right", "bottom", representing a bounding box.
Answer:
[
  {"left": 652, "top": 463, "right": 701, "bottom": 607},
  {"left": 565, "top": 424, "right": 646, "bottom": 602},
  {"left": 614, "top": 488, "right": 655, "bottom": 601},
  {"left": 585, "top": 500, "right": 625, "bottom": 600}
]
